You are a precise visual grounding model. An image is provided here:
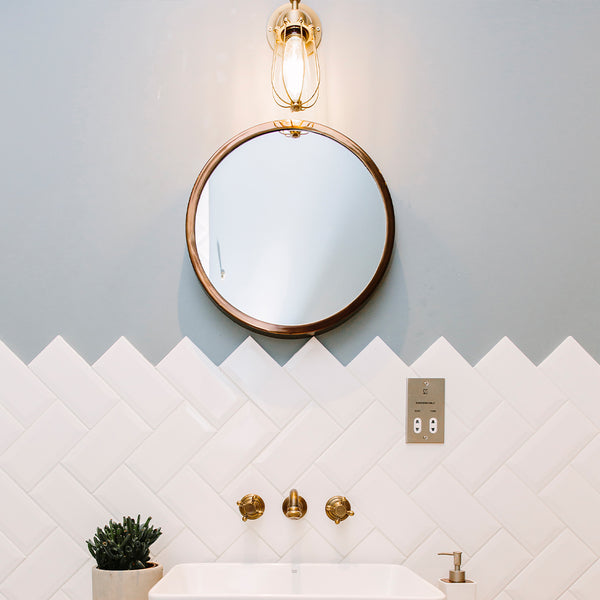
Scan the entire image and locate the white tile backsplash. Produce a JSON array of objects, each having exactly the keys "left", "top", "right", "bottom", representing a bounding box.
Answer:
[
  {"left": 0, "top": 402, "right": 87, "bottom": 491},
  {"left": 350, "top": 466, "right": 436, "bottom": 556},
  {"left": 220, "top": 337, "right": 310, "bottom": 428},
  {"left": 569, "top": 560, "right": 600, "bottom": 600},
  {"left": 285, "top": 338, "right": 374, "bottom": 428},
  {"left": 93, "top": 337, "right": 182, "bottom": 428},
  {"left": 158, "top": 337, "right": 246, "bottom": 429},
  {"left": 0, "top": 340, "right": 55, "bottom": 427},
  {"left": 475, "top": 466, "right": 565, "bottom": 555},
  {"left": 0, "top": 529, "right": 87, "bottom": 600},
  {"left": 29, "top": 336, "right": 117, "bottom": 428},
  {"left": 0, "top": 533, "right": 24, "bottom": 583},
  {"left": 505, "top": 530, "right": 596, "bottom": 600},
  {"left": 462, "top": 529, "right": 531, "bottom": 600},
  {"left": 0, "top": 335, "right": 598, "bottom": 600},
  {"left": 410, "top": 466, "right": 500, "bottom": 556}
]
